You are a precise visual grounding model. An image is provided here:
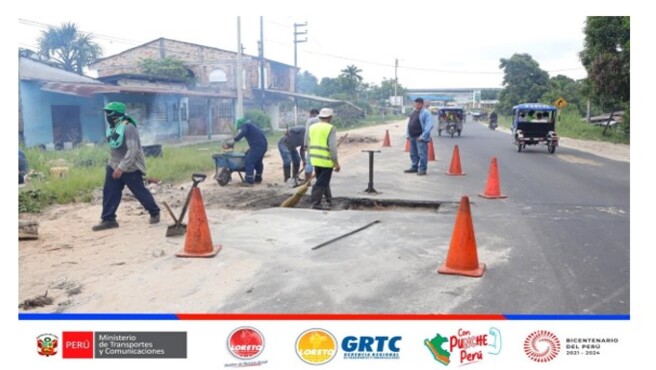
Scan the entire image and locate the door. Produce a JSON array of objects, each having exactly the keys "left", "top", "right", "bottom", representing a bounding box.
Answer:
[{"left": 51, "top": 105, "right": 82, "bottom": 148}]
